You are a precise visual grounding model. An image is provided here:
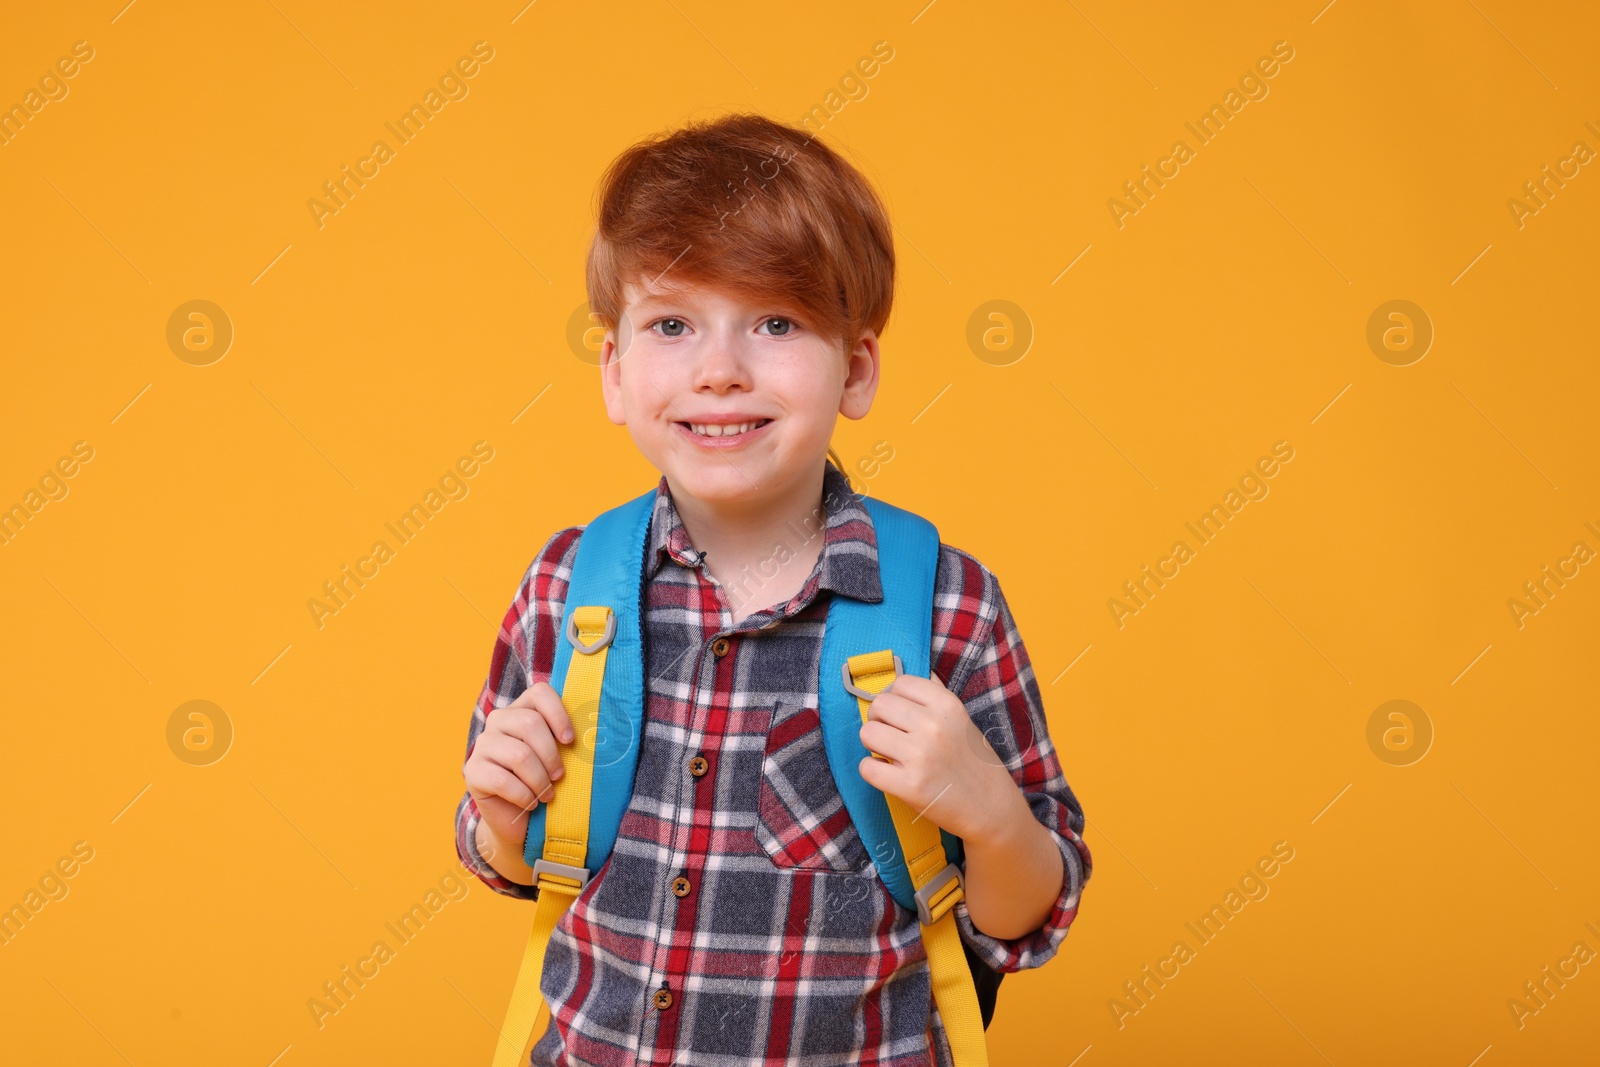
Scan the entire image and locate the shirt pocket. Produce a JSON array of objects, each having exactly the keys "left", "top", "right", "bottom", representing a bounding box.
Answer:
[{"left": 754, "top": 701, "right": 873, "bottom": 874}]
